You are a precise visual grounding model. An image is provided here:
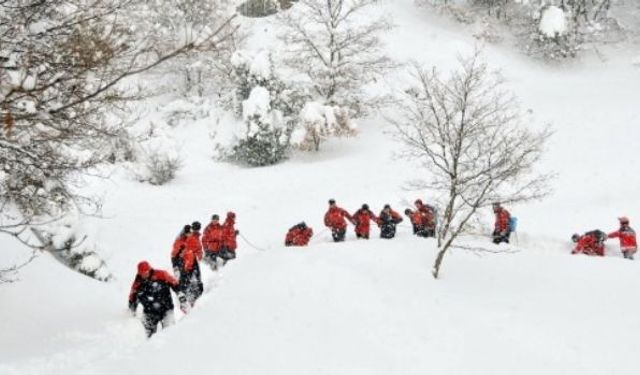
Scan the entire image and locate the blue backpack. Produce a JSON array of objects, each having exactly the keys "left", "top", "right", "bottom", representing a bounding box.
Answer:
[{"left": 509, "top": 217, "right": 518, "bottom": 232}]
